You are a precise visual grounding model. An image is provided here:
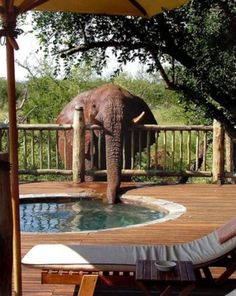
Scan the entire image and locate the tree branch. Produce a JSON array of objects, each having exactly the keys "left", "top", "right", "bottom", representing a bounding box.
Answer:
[
  {"left": 15, "top": 59, "right": 36, "bottom": 78},
  {"left": 149, "top": 49, "right": 177, "bottom": 90},
  {"left": 179, "top": 84, "right": 236, "bottom": 138},
  {"left": 59, "top": 40, "right": 148, "bottom": 57},
  {"left": 16, "top": 86, "right": 28, "bottom": 111}
]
